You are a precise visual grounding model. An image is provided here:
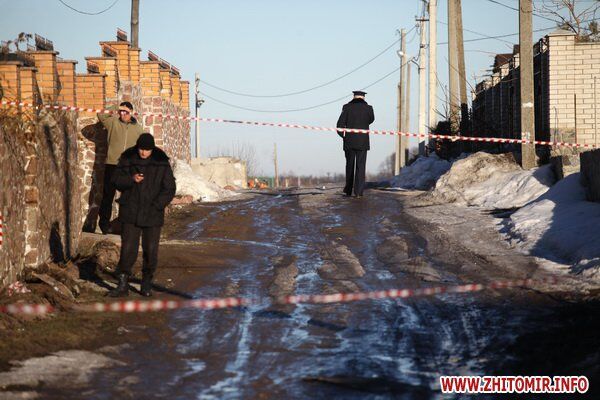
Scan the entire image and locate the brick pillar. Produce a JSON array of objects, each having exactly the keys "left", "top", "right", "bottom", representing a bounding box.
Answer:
[
  {"left": 180, "top": 80, "right": 190, "bottom": 111},
  {"left": 28, "top": 51, "right": 58, "bottom": 103},
  {"left": 57, "top": 60, "right": 77, "bottom": 105},
  {"left": 19, "top": 66, "right": 37, "bottom": 103},
  {"left": 86, "top": 57, "right": 118, "bottom": 100},
  {"left": 140, "top": 61, "right": 161, "bottom": 96},
  {"left": 129, "top": 47, "right": 141, "bottom": 84},
  {"left": 76, "top": 74, "right": 106, "bottom": 114},
  {"left": 100, "top": 41, "right": 131, "bottom": 82},
  {"left": 0, "top": 62, "right": 21, "bottom": 101},
  {"left": 171, "top": 73, "right": 182, "bottom": 106},
  {"left": 159, "top": 68, "right": 171, "bottom": 100}
]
